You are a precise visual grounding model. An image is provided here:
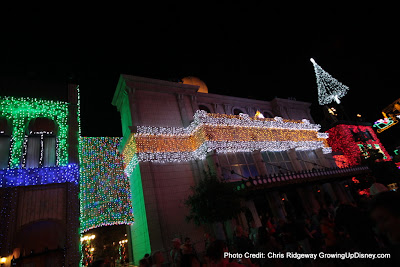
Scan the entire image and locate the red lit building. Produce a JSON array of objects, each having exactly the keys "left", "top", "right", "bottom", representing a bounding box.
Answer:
[{"left": 326, "top": 123, "right": 391, "bottom": 167}]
